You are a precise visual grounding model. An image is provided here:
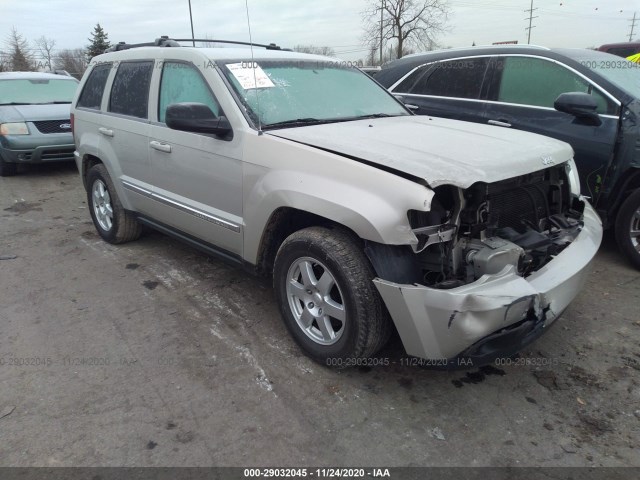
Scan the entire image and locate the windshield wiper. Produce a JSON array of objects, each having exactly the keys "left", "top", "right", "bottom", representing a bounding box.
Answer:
[
  {"left": 264, "top": 118, "right": 327, "bottom": 129},
  {"left": 263, "top": 113, "right": 401, "bottom": 130},
  {"left": 0, "top": 102, "right": 33, "bottom": 106},
  {"left": 354, "top": 113, "right": 398, "bottom": 119}
]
